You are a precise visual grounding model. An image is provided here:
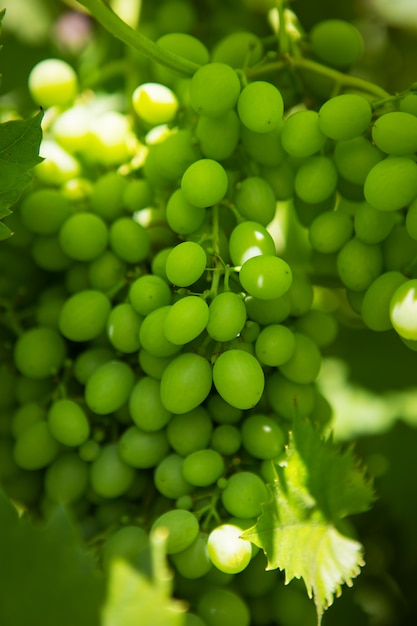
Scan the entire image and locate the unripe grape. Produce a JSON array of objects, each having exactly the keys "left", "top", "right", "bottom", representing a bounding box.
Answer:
[
  {"left": 238, "top": 81, "right": 284, "bottom": 133},
  {"left": 28, "top": 58, "right": 78, "bottom": 107}
]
